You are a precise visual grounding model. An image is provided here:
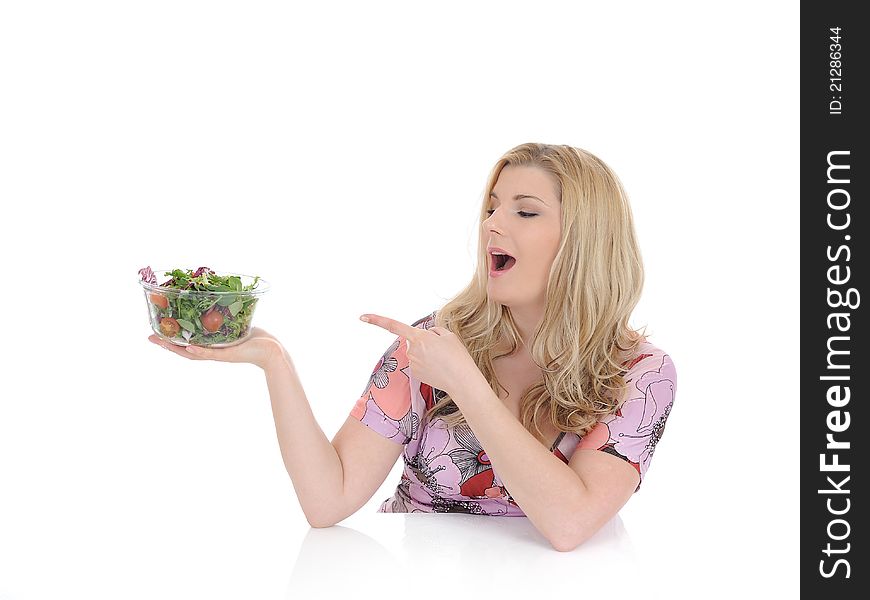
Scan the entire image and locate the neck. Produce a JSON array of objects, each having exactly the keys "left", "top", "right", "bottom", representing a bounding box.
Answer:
[{"left": 507, "top": 305, "right": 544, "bottom": 351}]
